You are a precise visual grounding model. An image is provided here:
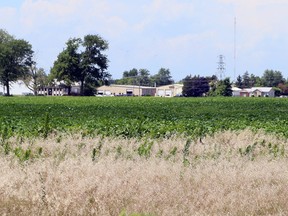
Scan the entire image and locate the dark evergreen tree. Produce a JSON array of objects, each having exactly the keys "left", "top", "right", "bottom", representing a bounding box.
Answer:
[{"left": 182, "top": 75, "right": 209, "bottom": 97}]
